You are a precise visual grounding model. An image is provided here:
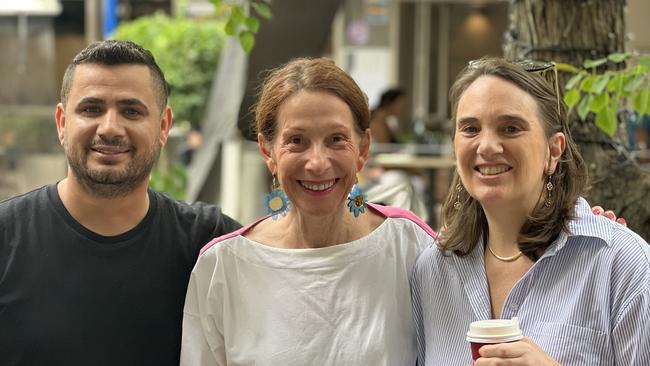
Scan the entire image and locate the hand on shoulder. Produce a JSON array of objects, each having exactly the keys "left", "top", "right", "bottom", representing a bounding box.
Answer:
[{"left": 591, "top": 205, "right": 627, "bottom": 226}]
